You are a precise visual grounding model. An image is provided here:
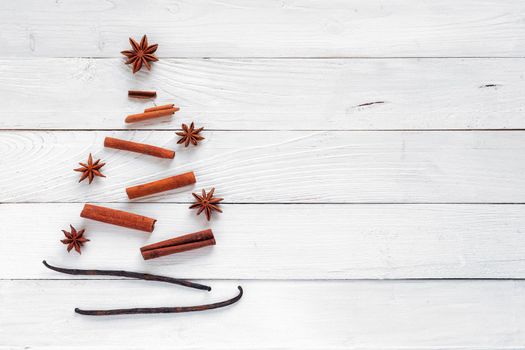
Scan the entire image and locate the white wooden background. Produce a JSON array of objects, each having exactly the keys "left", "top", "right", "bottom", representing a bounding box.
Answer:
[{"left": 1, "top": 0, "right": 525, "bottom": 348}]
